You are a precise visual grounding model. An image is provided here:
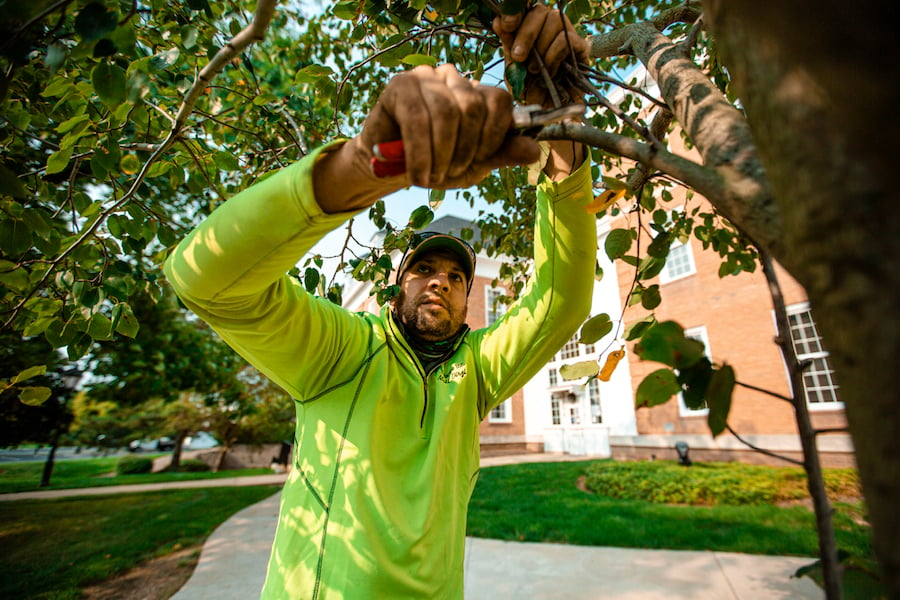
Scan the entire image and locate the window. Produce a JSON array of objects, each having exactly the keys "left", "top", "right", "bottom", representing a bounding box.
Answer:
[
  {"left": 569, "top": 405, "right": 581, "bottom": 425},
  {"left": 659, "top": 207, "right": 696, "bottom": 284},
  {"left": 678, "top": 326, "right": 710, "bottom": 416},
  {"left": 485, "top": 287, "right": 507, "bottom": 326},
  {"left": 588, "top": 379, "right": 602, "bottom": 424},
  {"left": 786, "top": 304, "right": 840, "bottom": 407},
  {"left": 548, "top": 368, "right": 558, "bottom": 387},
  {"left": 559, "top": 335, "right": 580, "bottom": 360},
  {"left": 489, "top": 399, "right": 512, "bottom": 423},
  {"left": 550, "top": 391, "right": 564, "bottom": 425}
]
